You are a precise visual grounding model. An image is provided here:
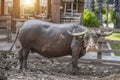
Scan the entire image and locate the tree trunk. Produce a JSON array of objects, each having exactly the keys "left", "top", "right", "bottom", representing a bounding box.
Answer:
[
  {"left": 91, "top": 0, "right": 95, "bottom": 11},
  {"left": 114, "top": 0, "right": 120, "bottom": 28},
  {"left": 97, "top": 0, "right": 103, "bottom": 25}
]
